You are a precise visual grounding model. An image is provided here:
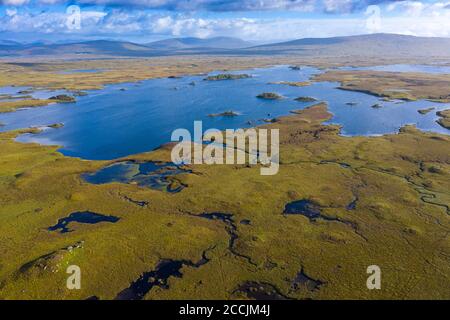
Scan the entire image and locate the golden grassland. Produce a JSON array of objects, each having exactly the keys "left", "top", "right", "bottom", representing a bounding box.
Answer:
[
  {"left": 1, "top": 55, "right": 450, "bottom": 114},
  {"left": 1, "top": 55, "right": 449, "bottom": 91},
  {"left": 314, "top": 70, "right": 450, "bottom": 102},
  {"left": 0, "top": 57, "right": 289, "bottom": 91},
  {"left": 270, "top": 81, "right": 311, "bottom": 87},
  {"left": 0, "top": 99, "right": 72, "bottom": 113},
  {"left": 0, "top": 101, "right": 448, "bottom": 299},
  {"left": 437, "top": 109, "right": 450, "bottom": 129}
]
